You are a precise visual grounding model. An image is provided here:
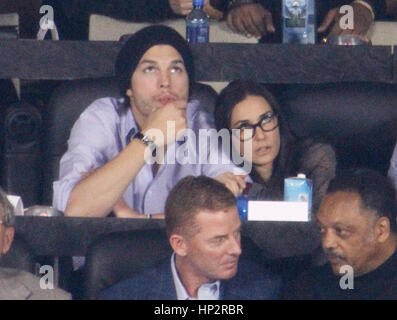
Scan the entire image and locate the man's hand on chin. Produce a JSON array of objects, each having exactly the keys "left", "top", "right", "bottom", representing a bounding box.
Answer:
[{"left": 143, "top": 99, "right": 187, "bottom": 148}]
